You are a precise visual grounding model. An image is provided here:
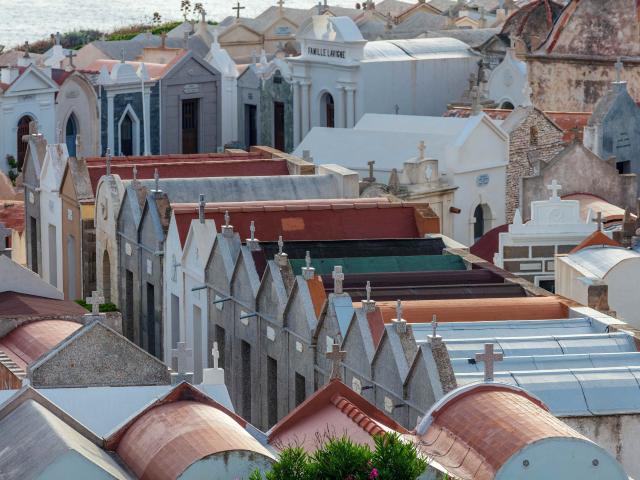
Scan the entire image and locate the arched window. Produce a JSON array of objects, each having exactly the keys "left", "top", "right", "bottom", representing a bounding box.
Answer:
[
  {"left": 321, "top": 92, "right": 334, "bottom": 128},
  {"left": 474, "top": 204, "right": 493, "bottom": 242},
  {"left": 66, "top": 113, "right": 78, "bottom": 157},
  {"left": 500, "top": 101, "right": 515, "bottom": 110},
  {"left": 120, "top": 114, "right": 133, "bottom": 156},
  {"left": 16, "top": 115, "right": 32, "bottom": 167}
]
